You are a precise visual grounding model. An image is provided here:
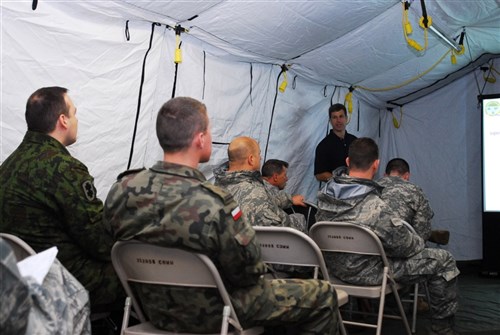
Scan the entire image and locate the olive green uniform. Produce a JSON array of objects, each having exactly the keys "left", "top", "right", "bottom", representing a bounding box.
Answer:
[{"left": 0, "top": 131, "right": 123, "bottom": 307}]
